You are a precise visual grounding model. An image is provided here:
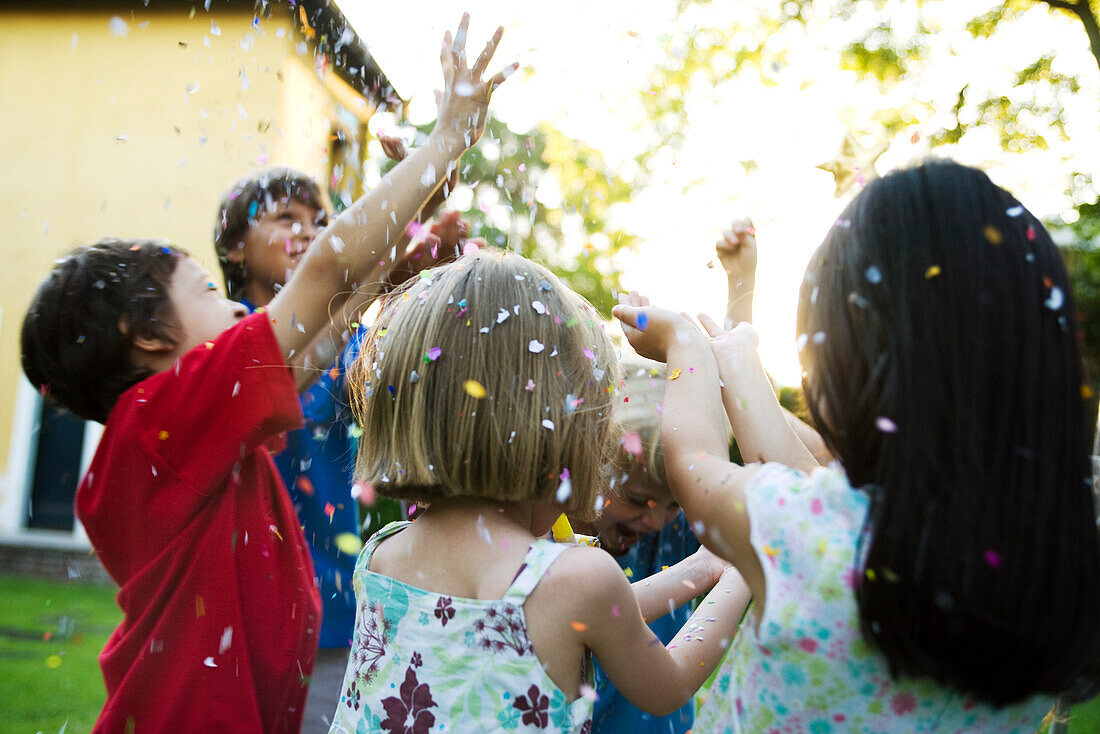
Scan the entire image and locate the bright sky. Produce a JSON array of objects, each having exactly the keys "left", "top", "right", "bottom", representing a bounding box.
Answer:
[{"left": 345, "top": 0, "right": 1099, "bottom": 384}]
